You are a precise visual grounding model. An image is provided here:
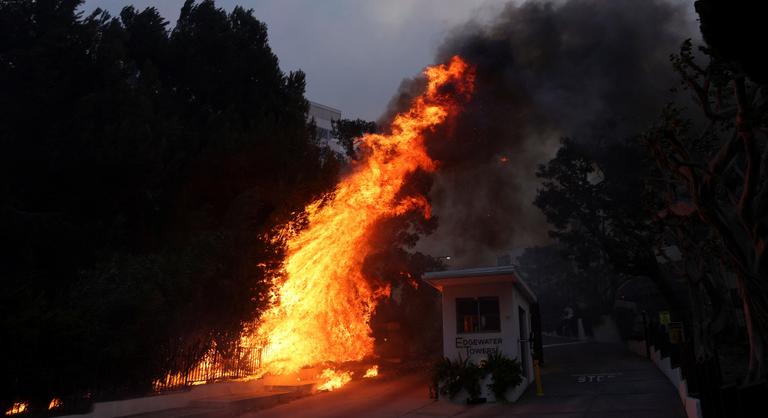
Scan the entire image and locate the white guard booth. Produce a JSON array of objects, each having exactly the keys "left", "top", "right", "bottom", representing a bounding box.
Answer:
[{"left": 423, "top": 265, "right": 537, "bottom": 402}]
